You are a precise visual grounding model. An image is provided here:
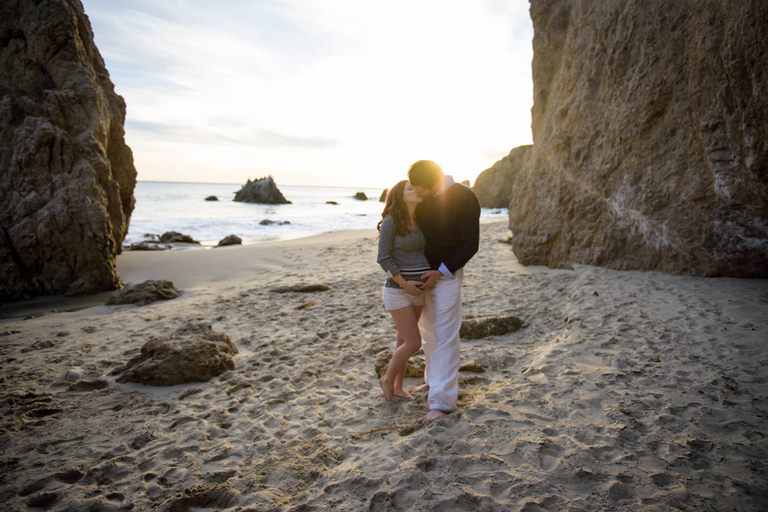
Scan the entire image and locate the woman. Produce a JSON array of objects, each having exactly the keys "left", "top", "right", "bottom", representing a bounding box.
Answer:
[{"left": 377, "top": 180, "right": 431, "bottom": 401}]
